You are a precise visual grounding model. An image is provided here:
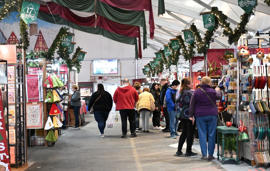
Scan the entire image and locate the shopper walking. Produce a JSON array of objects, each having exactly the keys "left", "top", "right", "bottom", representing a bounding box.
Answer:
[
  {"left": 166, "top": 80, "right": 180, "bottom": 139},
  {"left": 175, "top": 78, "right": 197, "bottom": 157},
  {"left": 151, "top": 83, "right": 162, "bottom": 129},
  {"left": 88, "top": 84, "right": 113, "bottom": 137},
  {"left": 113, "top": 78, "right": 139, "bottom": 138},
  {"left": 133, "top": 82, "right": 142, "bottom": 130},
  {"left": 136, "top": 88, "right": 155, "bottom": 132},
  {"left": 160, "top": 79, "right": 170, "bottom": 132},
  {"left": 189, "top": 76, "right": 221, "bottom": 161},
  {"left": 71, "top": 85, "right": 81, "bottom": 128}
]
